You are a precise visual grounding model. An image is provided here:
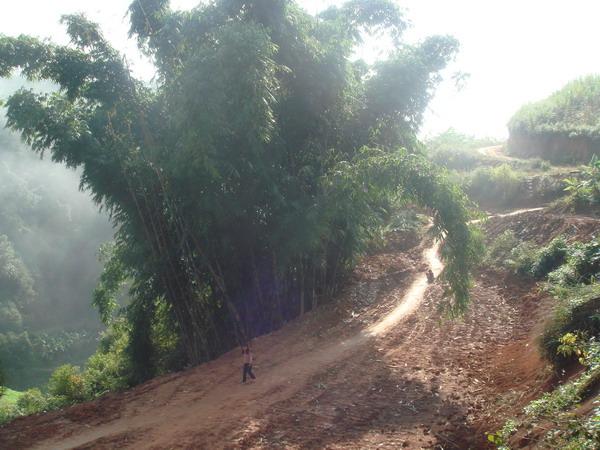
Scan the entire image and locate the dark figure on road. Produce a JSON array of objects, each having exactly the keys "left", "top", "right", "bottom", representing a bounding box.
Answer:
[
  {"left": 242, "top": 347, "right": 256, "bottom": 383},
  {"left": 426, "top": 268, "right": 435, "bottom": 284}
]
